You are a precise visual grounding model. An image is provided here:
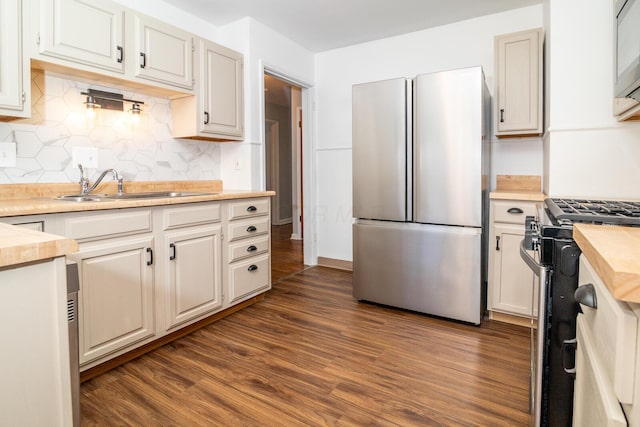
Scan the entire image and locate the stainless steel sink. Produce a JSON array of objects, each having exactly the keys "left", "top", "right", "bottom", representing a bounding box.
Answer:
[
  {"left": 55, "top": 195, "right": 108, "bottom": 202},
  {"left": 103, "top": 191, "right": 215, "bottom": 199},
  {"left": 54, "top": 191, "right": 215, "bottom": 202}
]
